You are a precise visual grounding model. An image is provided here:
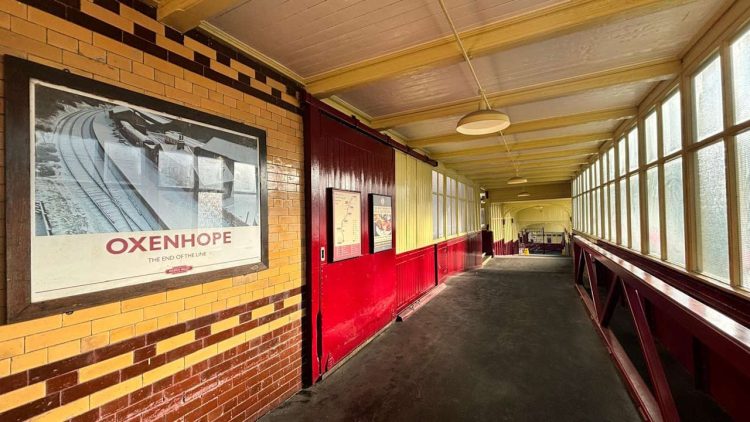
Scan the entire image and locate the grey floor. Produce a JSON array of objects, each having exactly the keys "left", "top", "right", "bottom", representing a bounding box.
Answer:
[{"left": 262, "top": 256, "right": 640, "bottom": 422}]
